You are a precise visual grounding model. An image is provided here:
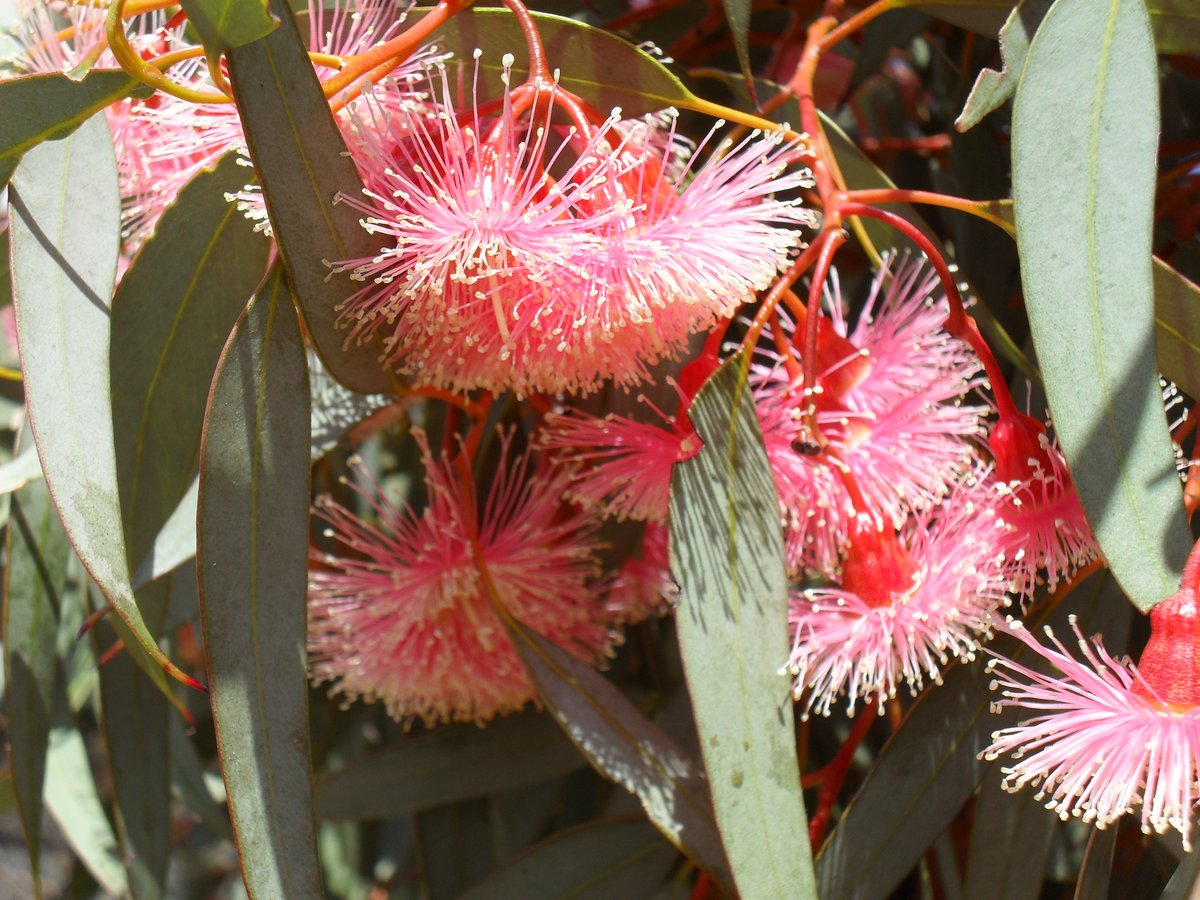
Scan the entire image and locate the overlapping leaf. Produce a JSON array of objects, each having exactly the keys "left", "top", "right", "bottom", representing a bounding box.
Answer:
[
  {"left": 7, "top": 114, "right": 197, "bottom": 688},
  {"left": 198, "top": 267, "right": 320, "bottom": 898},
  {"left": 503, "top": 616, "right": 733, "bottom": 893},
  {"left": 3, "top": 474, "right": 69, "bottom": 897},
  {"left": 668, "top": 354, "right": 815, "bottom": 900},
  {"left": 112, "top": 151, "right": 270, "bottom": 574},
  {"left": 462, "top": 817, "right": 677, "bottom": 900},
  {"left": 1013, "top": 0, "right": 1190, "bottom": 610},
  {"left": 0, "top": 71, "right": 148, "bottom": 186},
  {"left": 178, "top": 0, "right": 278, "bottom": 53},
  {"left": 918, "top": 0, "right": 1200, "bottom": 53},
  {"left": 315, "top": 709, "right": 585, "bottom": 820},
  {"left": 226, "top": 0, "right": 393, "bottom": 395}
]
